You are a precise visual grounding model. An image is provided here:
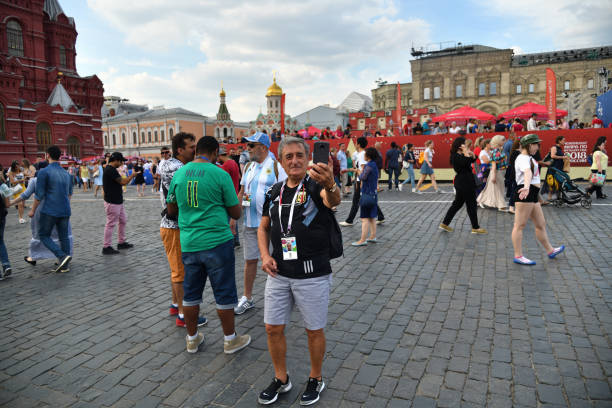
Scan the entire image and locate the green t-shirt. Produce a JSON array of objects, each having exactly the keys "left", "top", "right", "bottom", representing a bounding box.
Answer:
[{"left": 167, "top": 162, "right": 239, "bottom": 252}]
